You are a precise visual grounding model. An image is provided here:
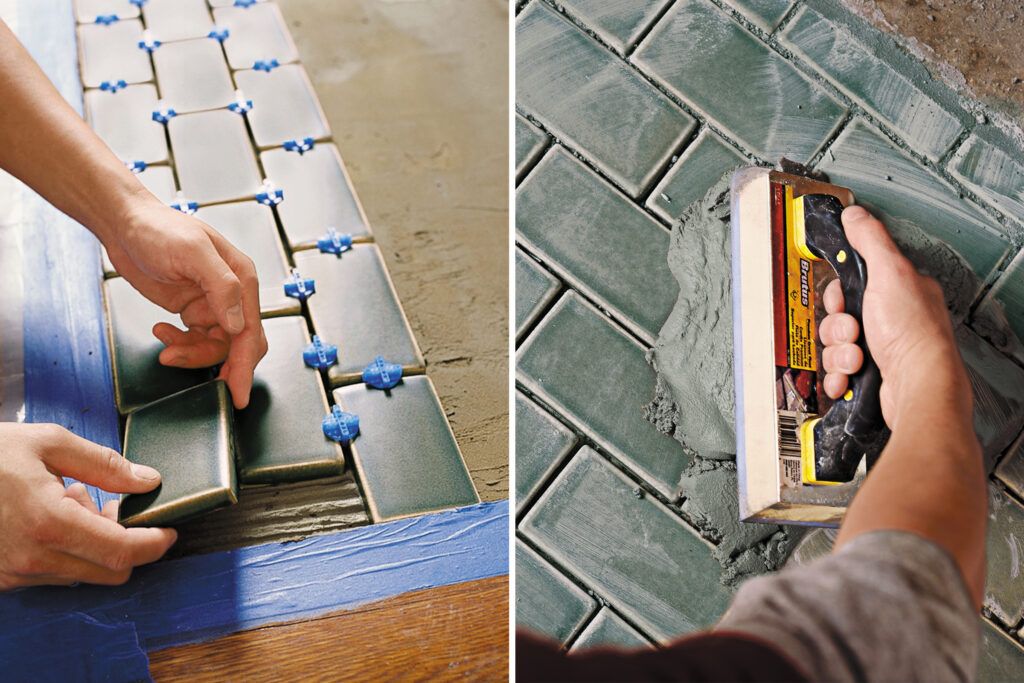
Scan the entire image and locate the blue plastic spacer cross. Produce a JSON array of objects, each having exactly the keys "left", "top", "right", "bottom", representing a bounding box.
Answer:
[
  {"left": 282, "top": 137, "right": 315, "bottom": 155},
  {"left": 316, "top": 228, "right": 353, "bottom": 256},
  {"left": 95, "top": 14, "right": 119, "bottom": 25},
  {"left": 126, "top": 160, "right": 147, "bottom": 173},
  {"left": 170, "top": 198, "right": 199, "bottom": 215},
  {"left": 138, "top": 30, "right": 161, "bottom": 52},
  {"left": 152, "top": 103, "right": 177, "bottom": 124},
  {"left": 322, "top": 405, "right": 359, "bottom": 444},
  {"left": 283, "top": 269, "right": 315, "bottom": 301},
  {"left": 128, "top": 0, "right": 147, "bottom": 6},
  {"left": 99, "top": 79, "right": 128, "bottom": 93},
  {"left": 253, "top": 58, "right": 280, "bottom": 72},
  {"left": 362, "top": 356, "right": 403, "bottom": 390},
  {"left": 235, "top": 0, "right": 259, "bottom": 7},
  {"left": 208, "top": 26, "right": 230, "bottom": 42},
  {"left": 256, "top": 179, "right": 284, "bottom": 206},
  {"left": 227, "top": 90, "right": 254, "bottom": 115},
  {"left": 302, "top": 335, "right": 338, "bottom": 369}
]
